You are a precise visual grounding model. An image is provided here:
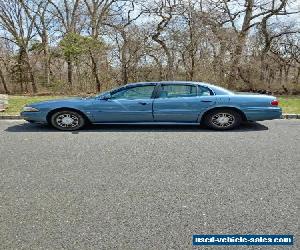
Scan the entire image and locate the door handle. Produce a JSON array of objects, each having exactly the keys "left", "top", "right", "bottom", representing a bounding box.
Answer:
[
  {"left": 138, "top": 102, "right": 148, "bottom": 105},
  {"left": 201, "top": 100, "right": 213, "bottom": 102}
]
